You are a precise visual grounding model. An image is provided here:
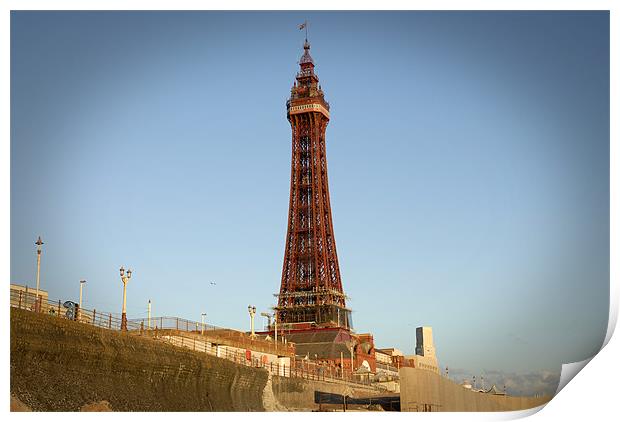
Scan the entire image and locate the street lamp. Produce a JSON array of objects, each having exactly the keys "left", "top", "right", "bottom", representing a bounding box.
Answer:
[
  {"left": 261, "top": 311, "right": 279, "bottom": 347},
  {"left": 274, "top": 309, "right": 278, "bottom": 347},
  {"left": 345, "top": 340, "right": 355, "bottom": 376},
  {"left": 79, "top": 279, "right": 86, "bottom": 321},
  {"left": 34, "top": 236, "right": 44, "bottom": 312},
  {"left": 119, "top": 266, "right": 132, "bottom": 331},
  {"left": 147, "top": 299, "right": 152, "bottom": 329},
  {"left": 248, "top": 305, "right": 256, "bottom": 338},
  {"left": 350, "top": 344, "right": 355, "bottom": 375},
  {"left": 201, "top": 312, "right": 206, "bottom": 335},
  {"left": 260, "top": 312, "right": 272, "bottom": 329}
]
